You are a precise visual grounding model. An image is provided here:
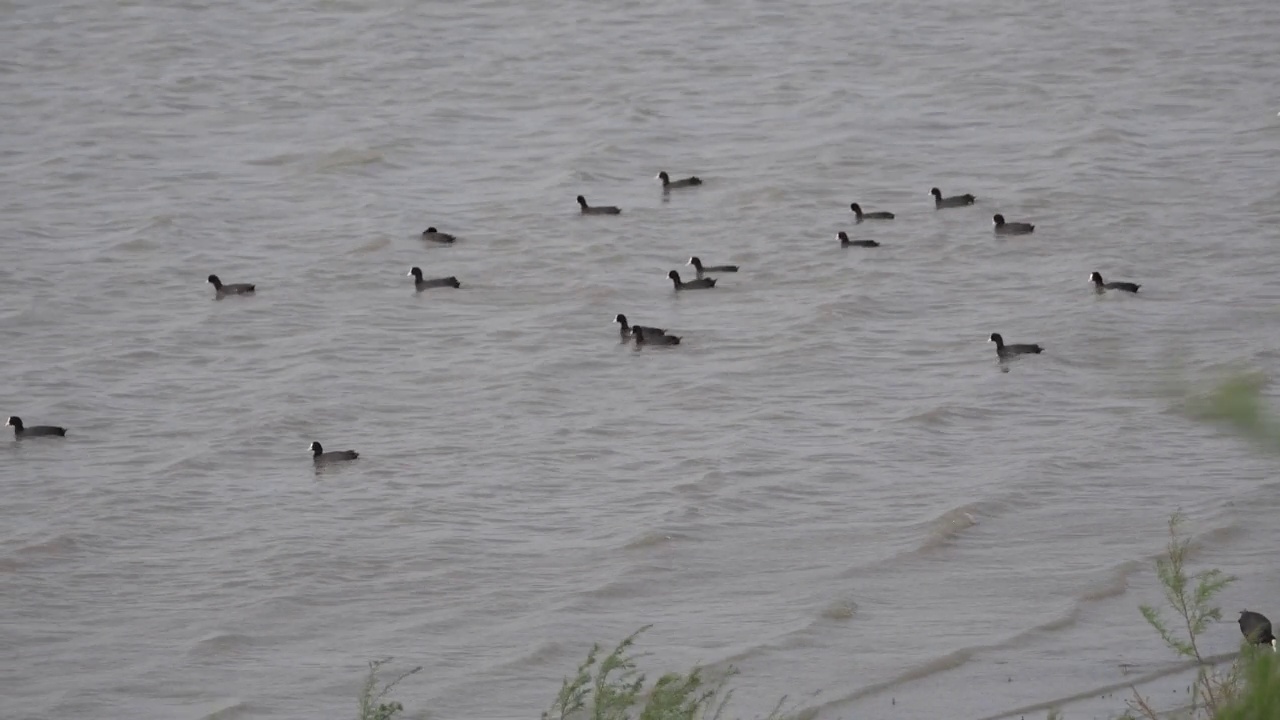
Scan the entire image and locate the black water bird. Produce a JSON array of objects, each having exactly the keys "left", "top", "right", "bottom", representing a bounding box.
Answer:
[
  {"left": 310, "top": 441, "right": 359, "bottom": 463},
  {"left": 1239, "top": 610, "right": 1277, "bottom": 651},
  {"left": 850, "top": 203, "right": 894, "bottom": 221},
  {"left": 687, "top": 257, "right": 738, "bottom": 277},
  {"left": 657, "top": 171, "right": 702, "bottom": 190},
  {"left": 838, "top": 232, "right": 880, "bottom": 248},
  {"left": 421, "top": 227, "right": 457, "bottom": 243},
  {"left": 993, "top": 214, "right": 1035, "bottom": 235},
  {"left": 577, "top": 195, "right": 621, "bottom": 214},
  {"left": 931, "top": 187, "right": 976, "bottom": 208},
  {"left": 614, "top": 314, "right": 666, "bottom": 340},
  {"left": 6, "top": 416, "right": 67, "bottom": 438},
  {"left": 1089, "top": 272, "right": 1140, "bottom": 294},
  {"left": 408, "top": 266, "right": 460, "bottom": 290},
  {"left": 207, "top": 274, "right": 255, "bottom": 297},
  {"left": 989, "top": 333, "right": 1043, "bottom": 358},
  {"left": 667, "top": 270, "right": 716, "bottom": 290}
]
